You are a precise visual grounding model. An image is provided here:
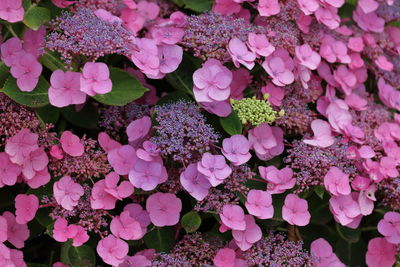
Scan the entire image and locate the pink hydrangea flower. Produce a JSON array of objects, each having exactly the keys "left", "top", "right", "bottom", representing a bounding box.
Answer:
[
  {"left": 2, "top": 211, "right": 29, "bottom": 249},
  {"left": 228, "top": 38, "right": 256, "bottom": 70},
  {"left": 259, "top": 165, "right": 295, "bottom": 194},
  {"left": 213, "top": 248, "right": 236, "bottom": 267},
  {"left": 50, "top": 145, "right": 64, "bottom": 160},
  {"left": 197, "top": 152, "right": 232, "bottom": 187},
  {"left": 0, "top": 37, "right": 23, "bottom": 67},
  {"left": 110, "top": 210, "right": 143, "bottom": 240},
  {"left": 245, "top": 189, "right": 273, "bottom": 219},
  {"left": 375, "top": 55, "right": 393, "bottom": 71},
  {"left": 107, "top": 145, "right": 137, "bottom": 175},
  {"left": 21, "top": 147, "right": 48, "bottom": 180},
  {"left": 230, "top": 68, "right": 252, "bottom": 100},
  {"left": 130, "top": 38, "right": 159, "bottom": 77},
  {"left": 378, "top": 211, "right": 400, "bottom": 244},
  {"left": 200, "top": 101, "right": 232, "bottom": 117},
  {"left": 295, "top": 44, "right": 321, "bottom": 70},
  {"left": 91, "top": 172, "right": 134, "bottom": 210},
  {"left": 257, "top": 0, "right": 280, "bottom": 17},
  {"left": 333, "top": 65, "right": 357, "bottom": 95},
  {"left": 119, "top": 255, "right": 151, "bottom": 267},
  {"left": 80, "top": 62, "right": 112, "bottom": 96},
  {"left": 0, "top": 0, "right": 24, "bottom": 23},
  {"left": 97, "top": 235, "right": 129, "bottom": 266},
  {"left": 54, "top": 219, "right": 89, "bottom": 246},
  {"left": 146, "top": 192, "right": 182, "bottom": 227},
  {"left": 10, "top": 52, "right": 42, "bottom": 92},
  {"left": 48, "top": 70, "right": 86, "bottom": 107},
  {"left": 311, "top": 238, "right": 344, "bottom": 267},
  {"left": 282, "top": 194, "right": 311, "bottom": 226},
  {"left": 51, "top": 0, "right": 74, "bottom": 8},
  {"left": 137, "top": 1, "right": 160, "bottom": 20},
  {"left": 151, "top": 26, "right": 184, "bottom": 45},
  {"left": 123, "top": 203, "right": 151, "bottom": 238},
  {"left": 320, "top": 35, "right": 351, "bottom": 64},
  {"left": 129, "top": 158, "right": 168, "bottom": 191},
  {"left": 136, "top": 141, "right": 160, "bottom": 162},
  {"left": 0, "top": 152, "right": 21, "bottom": 187},
  {"left": 324, "top": 166, "right": 351, "bottom": 196},
  {"left": 232, "top": 215, "right": 262, "bottom": 251},
  {"left": 248, "top": 123, "right": 284, "bottom": 160},
  {"left": 23, "top": 26, "right": 45, "bottom": 58},
  {"left": 15, "top": 194, "right": 38, "bottom": 224},
  {"left": 94, "top": 9, "right": 122, "bottom": 24},
  {"left": 53, "top": 176, "right": 84, "bottom": 211},
  {"left": 5, "top": 129, "right": 38, "bottom": 165},
  {"left": 220, "top": 204, "right": 246, "bottom": 231},
  {"left": 303, "top": 119, "right": 335, "bottom": 148},
  {"left": 221, "top": 135, "right": 251, "bottom": 166},
  {"left": 156, "top": 44, "right": 183, "bottom": 75},
  {"left": 180, "top": 163, "right": 211, "bottom": 201},
  {"left": 0, "top": 215, "right": 7, "bottom": 243},
  {"left": 329, "top": 194, "right": 361, "bottom": 226},
  {"left": 24, "top": 168, "right": 51, "bottom": 189},
  {"left": 365, "top": 237, "right": 396, "bottom": 267},
  {"left": 213, "top": 0, "right": 241, "bottom": 15},
  {"left": 247, "top": 33, "right": 275, "bottom": 58},
  {"left": 353, "top": 7, "right": 385, "bottom": 33},
  {"left": 315, "top": 6, "right": 340, "bottom": 29},
  {"left": 297, "top": 0, "right": 319, "bottom": 15},
  {"left": 262, "top": 49, "right": 295, "bottom": 86},
  {"left": 126, "top": 116, "right": 152, "bottom": 144},
  {"left": 98, "top": 132, "right": 121, "bottom": 153},
  {"left": 193, "top": 59, "right": 232, "bottom": 102},
  {"left": 60, "top": 131, "right": 84, "bottom": 157},
  {"left": 261, "top": 83, "right": 285, "bottom": 106}
]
